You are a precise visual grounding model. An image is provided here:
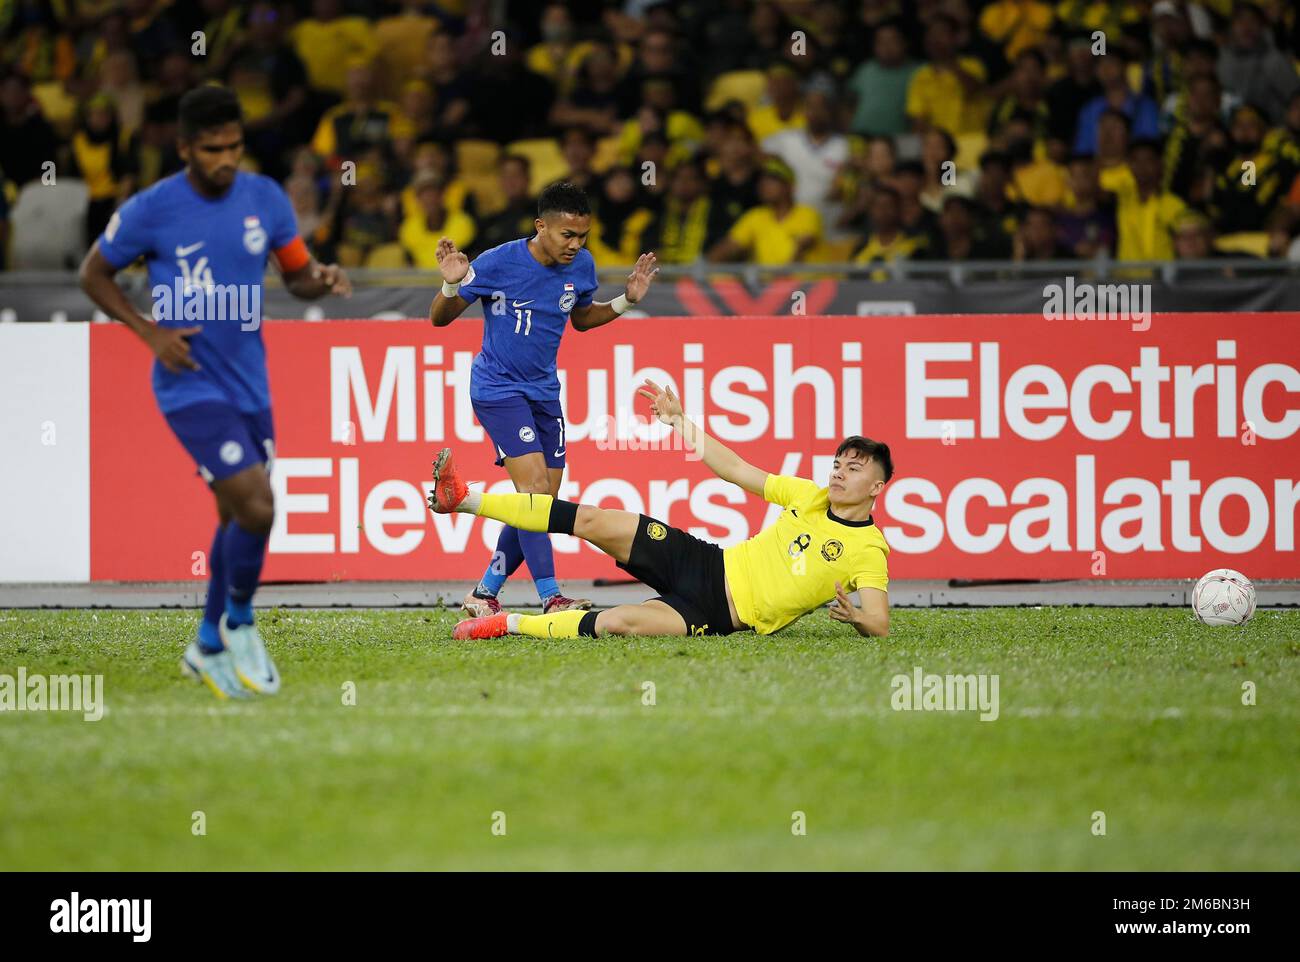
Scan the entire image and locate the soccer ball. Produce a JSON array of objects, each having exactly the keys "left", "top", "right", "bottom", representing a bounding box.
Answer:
[{"left": 1191, "top": 569, "right": 1257, "bottom": 626}]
